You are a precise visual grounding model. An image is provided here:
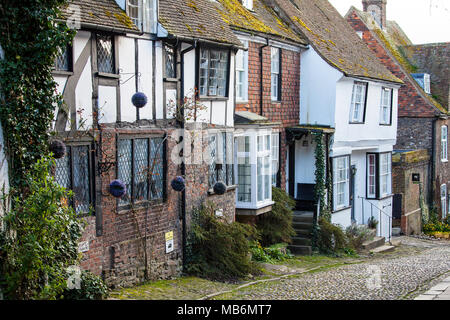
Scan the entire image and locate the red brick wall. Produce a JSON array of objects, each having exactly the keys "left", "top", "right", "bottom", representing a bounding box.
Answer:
[
  {"left": 236, "top": 41, "right": 301, "bottom": 190},
  {"left": 433, "top": 118, "right": 450, "bottom": 219}
]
